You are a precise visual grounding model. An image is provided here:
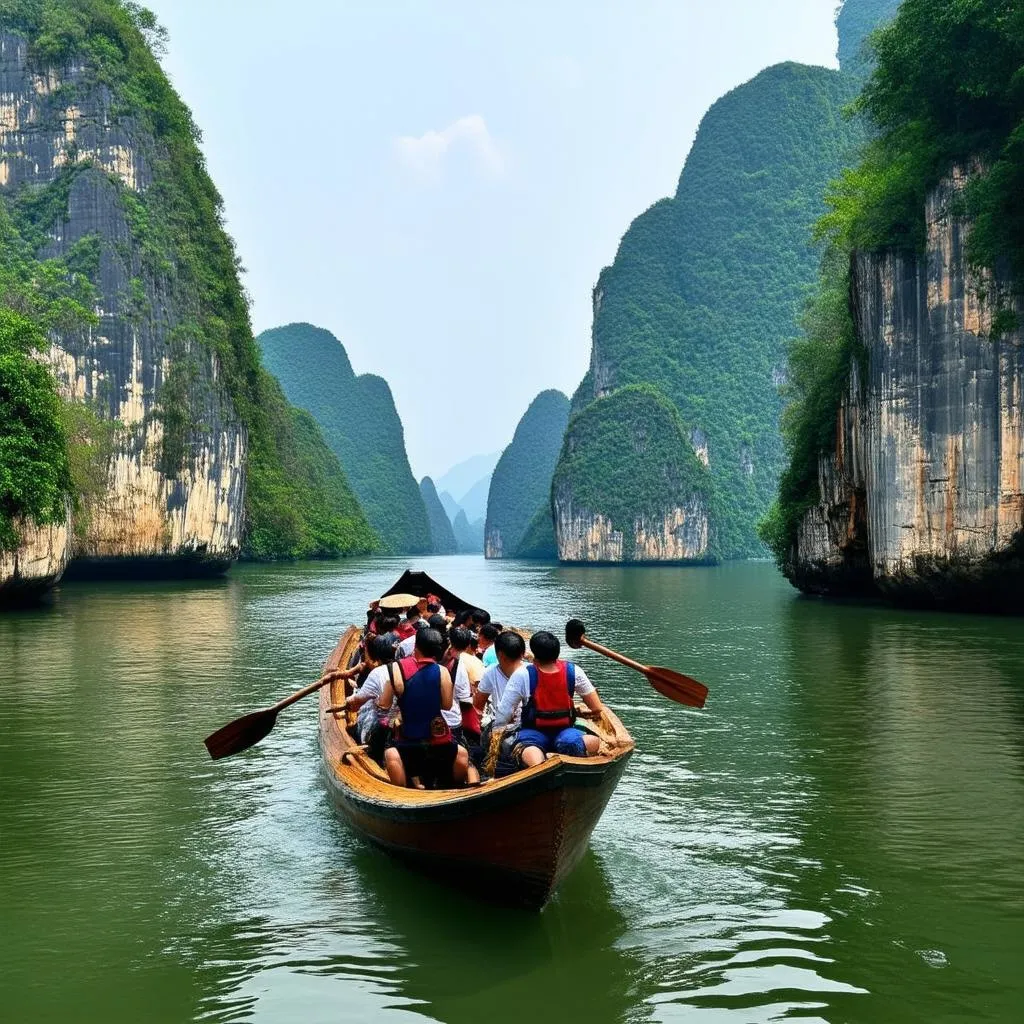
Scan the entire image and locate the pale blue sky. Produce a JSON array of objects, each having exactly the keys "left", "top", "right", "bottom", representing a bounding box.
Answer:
[{"left": 147, "top": 0, "right": 845, "bottom": 480}]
